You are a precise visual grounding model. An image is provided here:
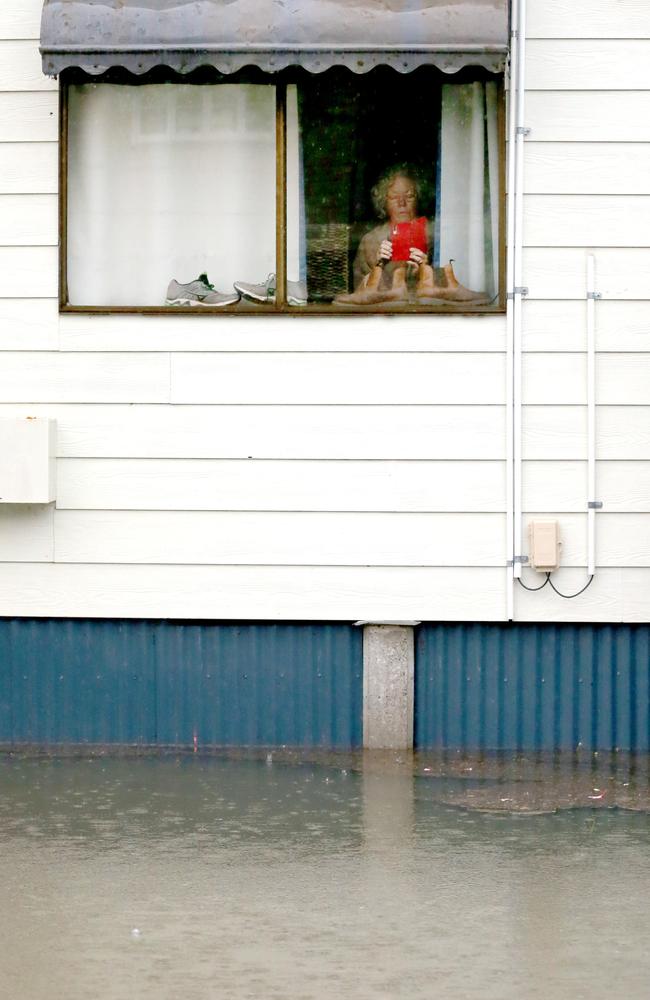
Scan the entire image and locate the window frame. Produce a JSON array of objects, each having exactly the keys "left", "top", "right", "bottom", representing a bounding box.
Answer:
[{"left": 58, "top": 71, "right": 507, "bottom": 316}]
